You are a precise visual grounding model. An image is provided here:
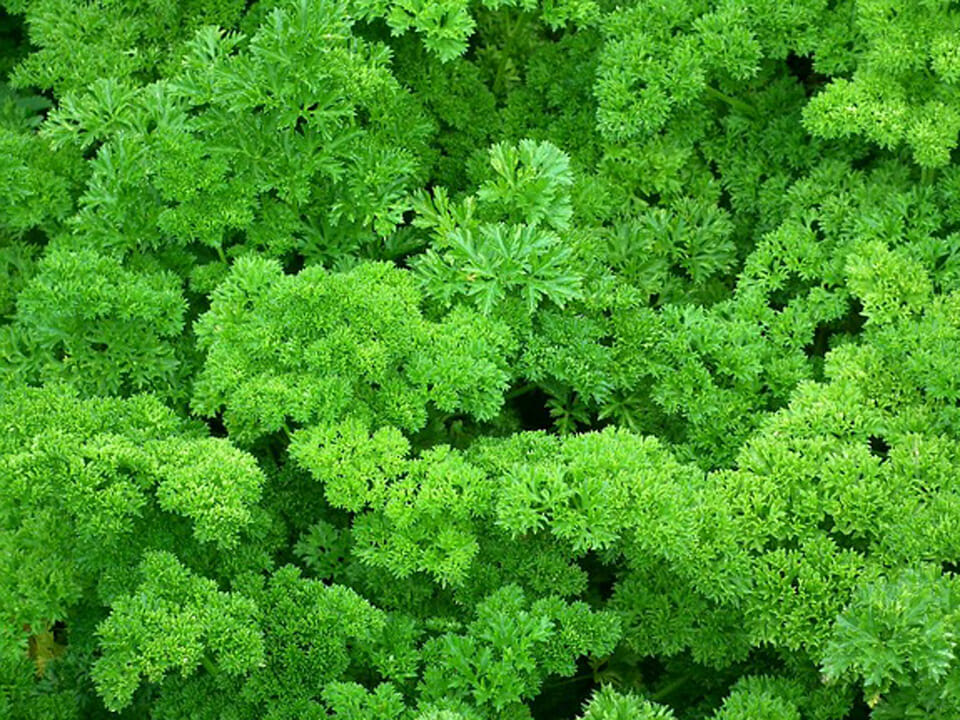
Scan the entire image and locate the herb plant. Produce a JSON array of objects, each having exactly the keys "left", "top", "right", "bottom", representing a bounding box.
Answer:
[{"left": 2, "top": 0, "right": 960, "bottom": 718}]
